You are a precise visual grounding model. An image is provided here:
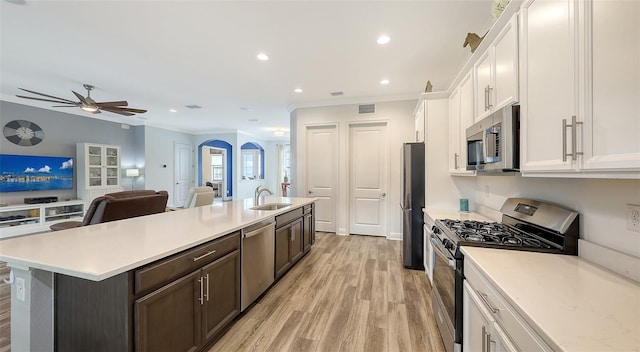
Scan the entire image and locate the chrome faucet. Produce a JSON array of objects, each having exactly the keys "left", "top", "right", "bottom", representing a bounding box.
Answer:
[{"left": 254, "top": 186, "right": 273, "bottom": 205}]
